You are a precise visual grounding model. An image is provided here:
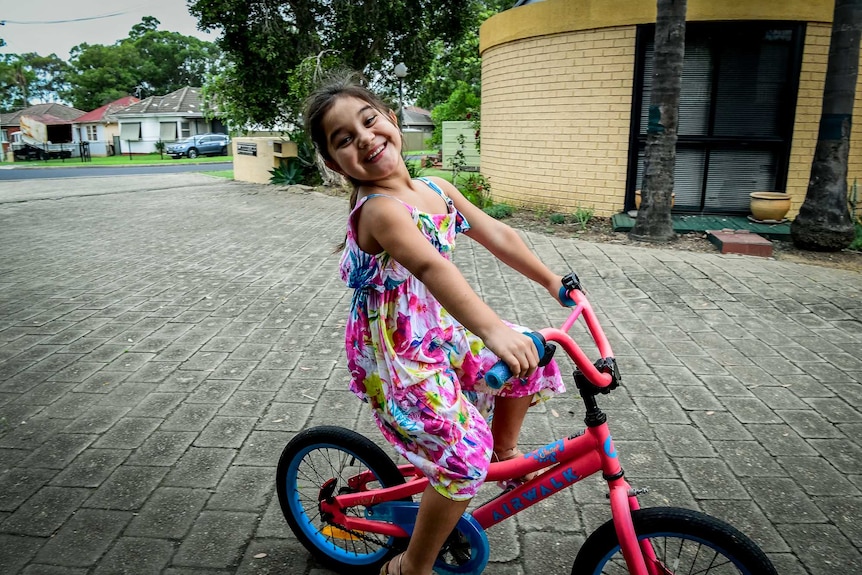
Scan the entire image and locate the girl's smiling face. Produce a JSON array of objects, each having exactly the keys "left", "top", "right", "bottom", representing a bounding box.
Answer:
[{"left": 322, "top": 96, "right": 402, "bottom": 182}]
